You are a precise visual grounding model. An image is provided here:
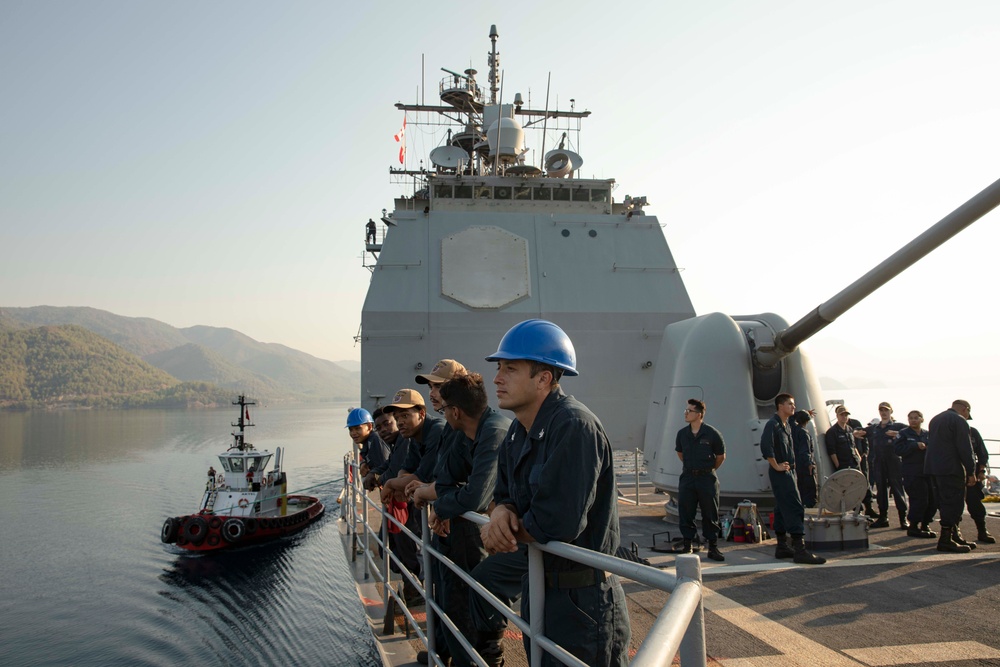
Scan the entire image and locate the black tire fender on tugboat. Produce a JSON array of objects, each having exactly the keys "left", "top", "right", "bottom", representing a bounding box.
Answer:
[
  {"left": 182, "top": 517, "right": 209, "bottom": 545},
  {"left": 206, "top": 534, "right": 221, "bottom": 547},
  {"left": 221, "top": 518, "right": 244, "bottom": 543},
  {"left": 161, "top": 517, "right": 180, "bottom": 544},
  {"left": 244, "top": 518, "right": 258, "bottom": 534},
  {"left": 208, "top": 516, "right": 223, "bottom": 530}
]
